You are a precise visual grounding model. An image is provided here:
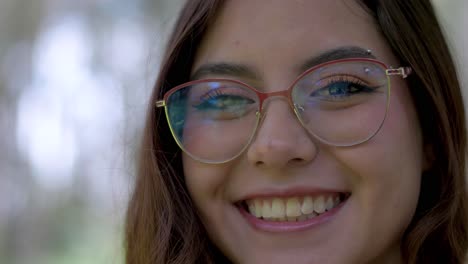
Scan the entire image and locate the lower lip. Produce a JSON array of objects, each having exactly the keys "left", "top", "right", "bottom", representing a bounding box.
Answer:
[{"left": 238, "top": 199, "right": 347, "bottom": 233}]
